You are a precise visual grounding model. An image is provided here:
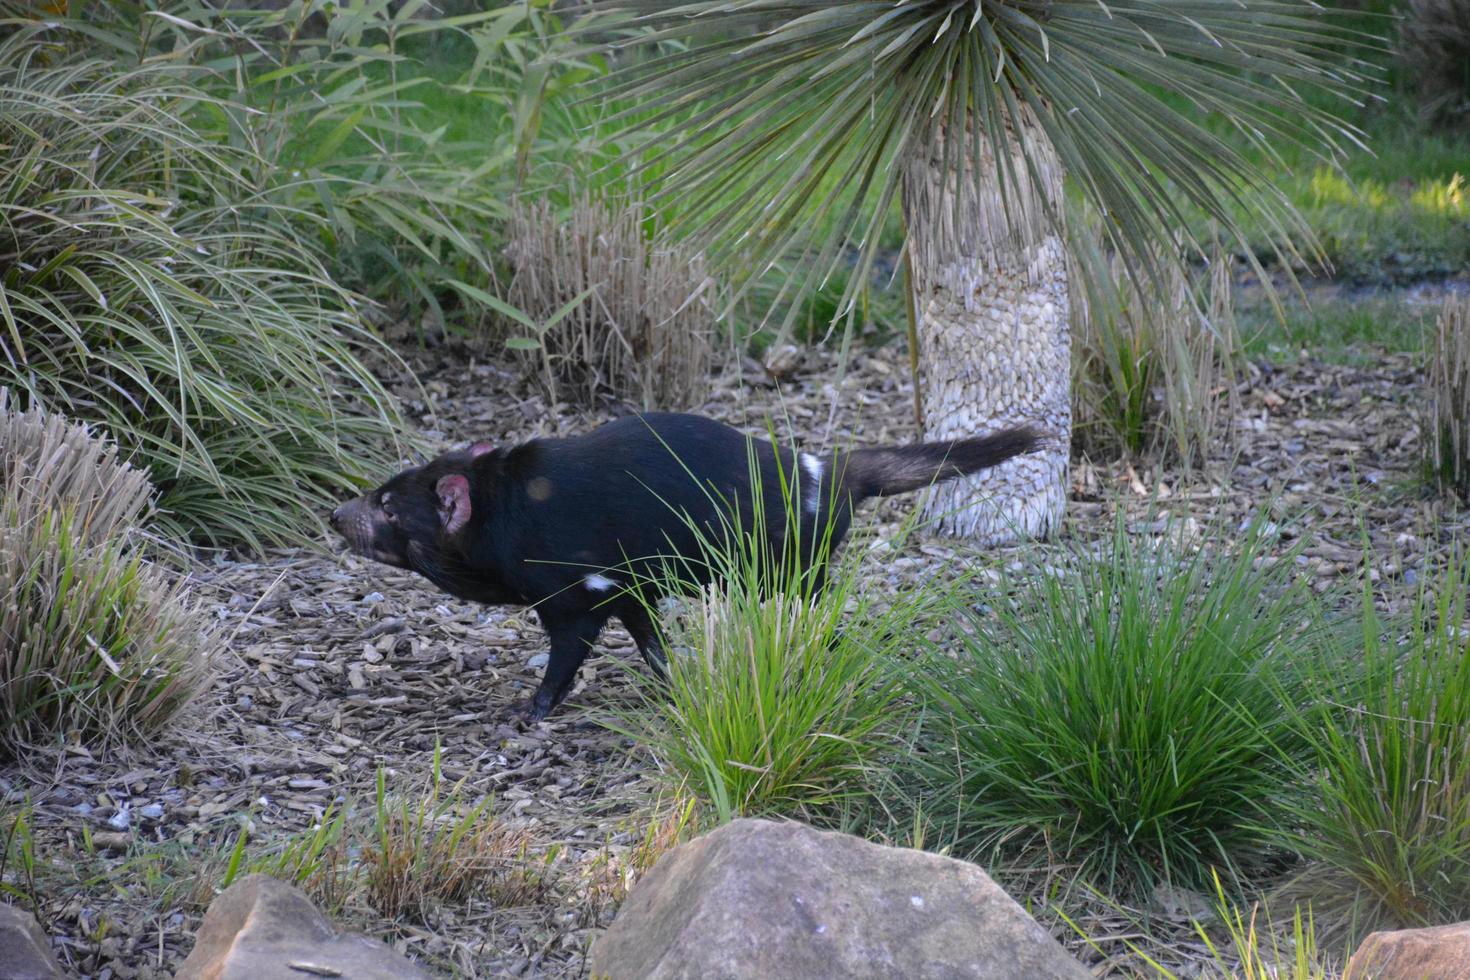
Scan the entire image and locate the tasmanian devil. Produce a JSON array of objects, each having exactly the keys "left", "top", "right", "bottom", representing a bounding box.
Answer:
[{"left": 330, "top": 412, "right": 1040, "bottom": 720}]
